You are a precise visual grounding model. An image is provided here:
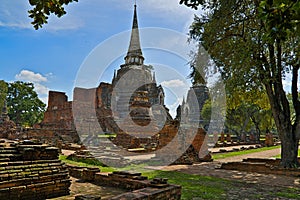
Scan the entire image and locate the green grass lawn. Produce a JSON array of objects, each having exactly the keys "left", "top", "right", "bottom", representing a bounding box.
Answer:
[
  {"left": 212, "top": 145, "right": 281, "bottom": 160},
  {"left": 143, "top": 170, "right": 229, "bottom": 199}
]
